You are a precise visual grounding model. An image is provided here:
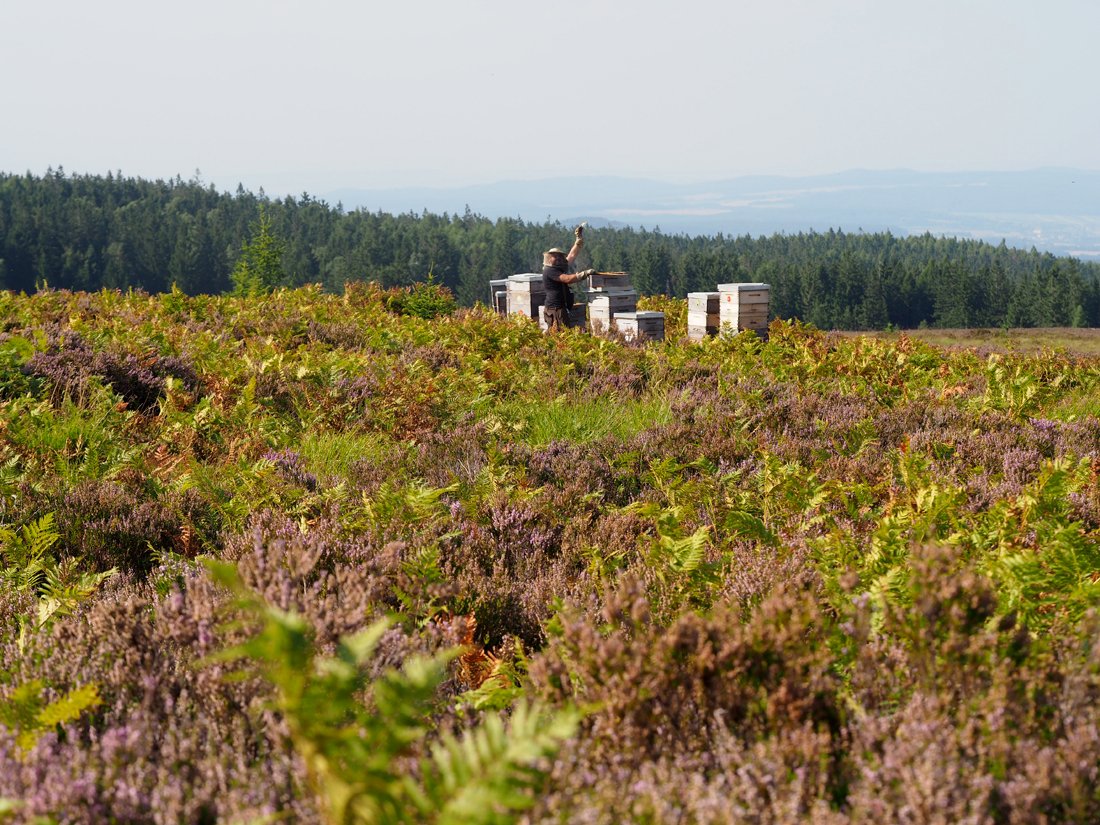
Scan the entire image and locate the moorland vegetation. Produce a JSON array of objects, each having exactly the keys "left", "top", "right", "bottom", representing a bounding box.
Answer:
[{"left": 0, "top": 284, "right": 1098, "bottom": 822}]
